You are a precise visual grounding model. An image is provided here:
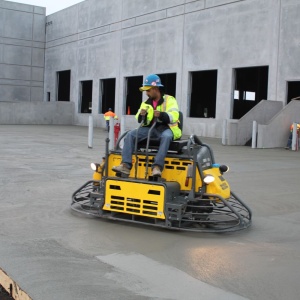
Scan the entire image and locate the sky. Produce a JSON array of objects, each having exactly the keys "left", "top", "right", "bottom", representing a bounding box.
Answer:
[{"left": 6, "top": 0, "right": 84, "bottom": 15}]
